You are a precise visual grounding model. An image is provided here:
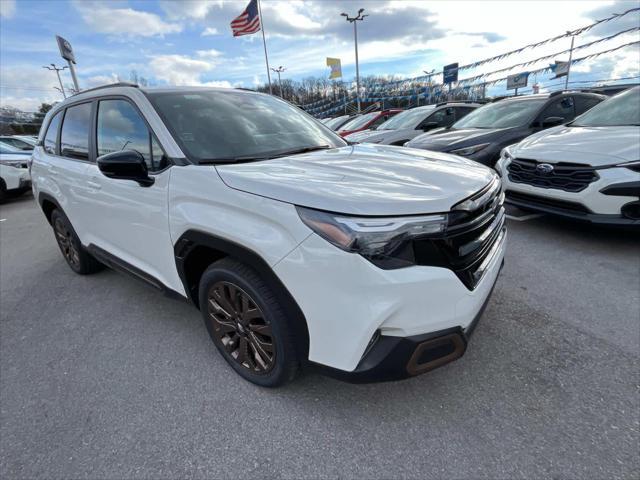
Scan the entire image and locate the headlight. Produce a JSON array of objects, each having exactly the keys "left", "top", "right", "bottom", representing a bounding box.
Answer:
[
  {"left": 1, "top": 160, "right": 27, "bottom": 168},
  {"left": 495, "top": 148, "right": 513, "bottom": 175},
  {"left": 449, "top": 143, "right": 490, "bottom": 156},
  {"left": 296, "top": 206, "right": 447, "bottom": 263}
]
